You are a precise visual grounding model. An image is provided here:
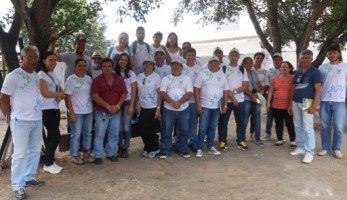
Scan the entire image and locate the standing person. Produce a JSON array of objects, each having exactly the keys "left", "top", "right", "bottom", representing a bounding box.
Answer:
[
  {"left": 218, "top": 48, "right": 248, "bottom": 151},
  {"left": 267, "top": 61, "right": 296, "bottom": 147},
  {"left": 262, "top": 53, "right": 283, "bottom": 141},
  {"left": 91, "top": 58, "right": 127, "bottom": 164},
  {"left": 154, "top": 49, "right": 171, "bottom": 79},
  {"left": 182, "top": 42, "right": 202, "bottom": 66},
  {"left": 317, "top": 44, "right": 347, "bottom": 159},
  {"left": 150, "top": 31, "right": 171, "bottom": 63},
  {"left": 114, "top": 53, "right": 137, "bottom": 158},
  {"left": 65, "top": 58, "right": 93, "bottom": 165},
  {"left": 136, "top": 56, "right": 162, "bottom": 158},
  {"left": 289, "top": 49, "right": 321, "bottom": 164},
  {"left": 159, "top": 58, "right": 193, "bottom": 158},
  {"left": 243, "top": 57, "right": 264, "bottom": 147},
  {"left": 1, "top": 46, "right": 44, "bottom": 200},
  {"left": 129, "top": 26, "right": 151, "bottom": 75},
  {"left": 183, "top": 48, "right": 203, "bottom": 152},
  {"left": 108, "top": 32, "right": 136, "bottom": 72},
  {"left": 194, "top": 56, "right": 229, "bottom": 157},
  {"left": 91, "top": 50, "right": 103, "bottom": 79},
  {"left": 165, "top": 32, "right": 183, "bottom": 60},
  {"left": 39, "top": 51, "right": 65, "bottom": 174},
  {"left": 209, "top": 47, "right": 228, "bottom": 70}
]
